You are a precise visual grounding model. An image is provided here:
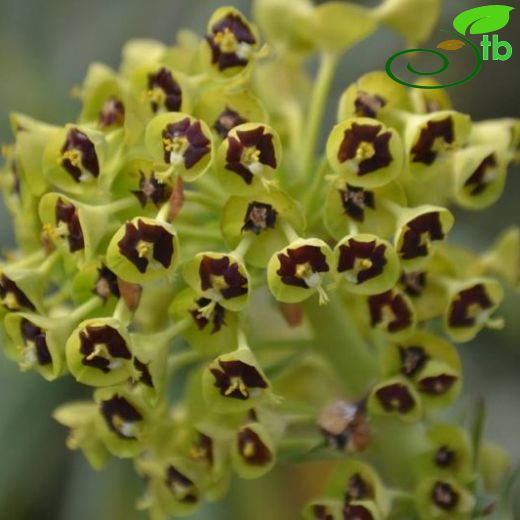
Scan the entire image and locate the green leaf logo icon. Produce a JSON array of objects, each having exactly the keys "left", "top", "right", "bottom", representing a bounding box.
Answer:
[{"left": 453, "top": 5, "right": 514, "bottom": 35}]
